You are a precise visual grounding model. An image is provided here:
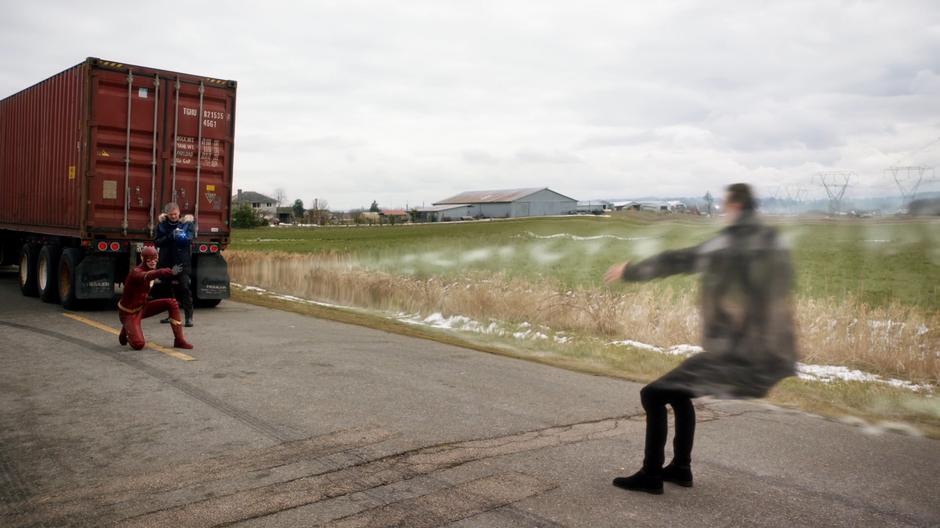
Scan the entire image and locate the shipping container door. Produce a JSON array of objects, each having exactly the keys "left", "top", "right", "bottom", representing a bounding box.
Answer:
[
  {"left": 161, "top": 78, "right": 234, "bottom": 241},
  {"left": 87, "top": 67, "right": 163, "bottom": 237}
]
